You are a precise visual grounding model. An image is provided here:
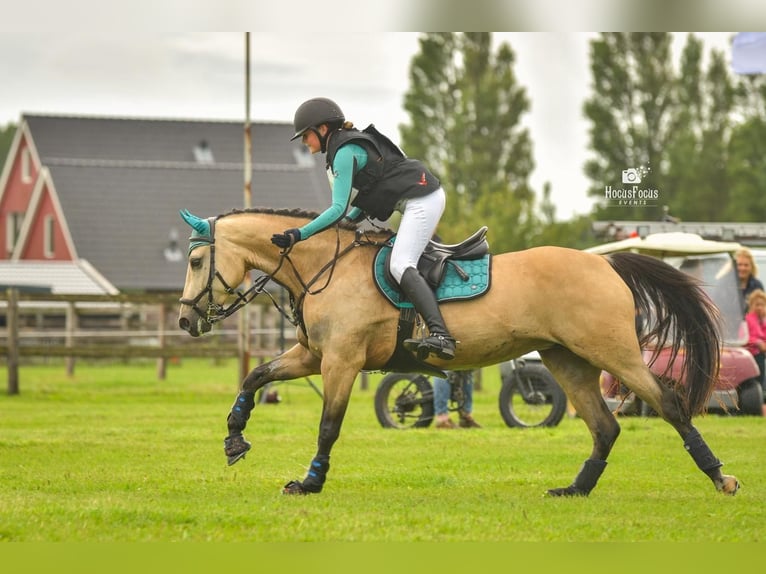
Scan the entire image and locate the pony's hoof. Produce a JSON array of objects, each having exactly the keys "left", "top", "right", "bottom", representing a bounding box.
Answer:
[
  {"left": 717, "top": 474, "right": 740, "bottom": 495},
  {"left": 546, "top": 485, "right": 589, "bottom": 497},
  {"left": 224, "top": 435, "right": 251, "bottom": 466},
  {"left": 282, "top": 480, "right": 312, "bottom": 495}
]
